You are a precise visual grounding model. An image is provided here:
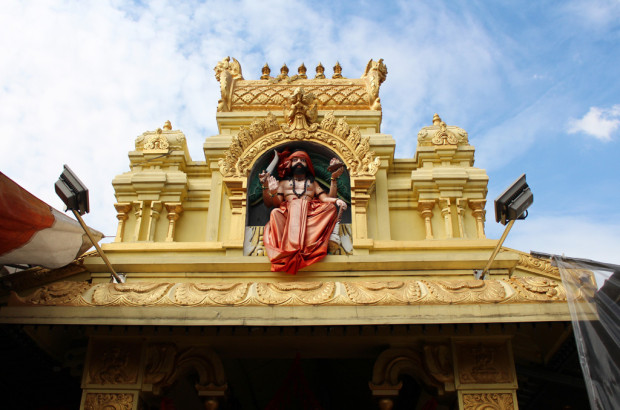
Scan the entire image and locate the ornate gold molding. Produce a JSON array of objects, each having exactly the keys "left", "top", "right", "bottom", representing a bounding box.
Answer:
[
  {"left": 514, "top": 251, "right": 560, "bottom": 279},
  {"left": 218, "top": 58, "right": 387, "bottom": 112},
  {"left": 462, "top": 392, "right": 515, "bottom": 410},
  {"left": 134, "top": 122, "right": 187, "bottom": 153},
  {"left": 417, "top": 114, "right": 469, "bottom": 147},
  {"left": 84, "top": 393, "right": 134, "bottom": 410},
  {"left": 218, "top": 109, "right": 380, "bottom": 178},
  {"left": 10, "top": 277, "right": 571, "bottom": 307}
]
